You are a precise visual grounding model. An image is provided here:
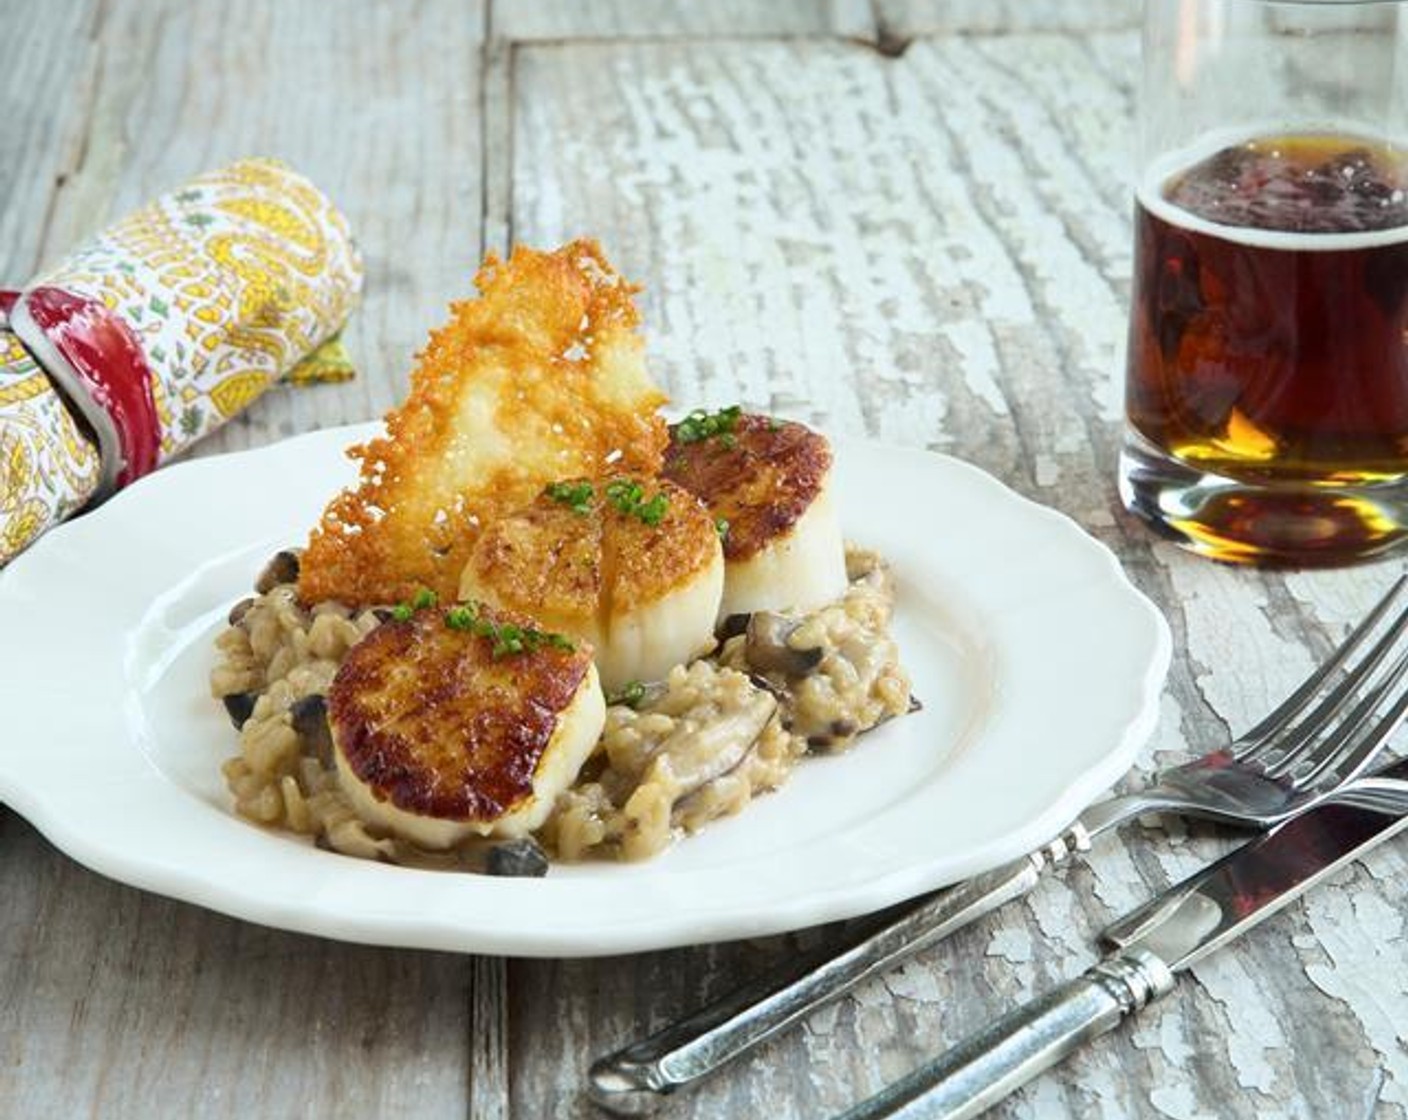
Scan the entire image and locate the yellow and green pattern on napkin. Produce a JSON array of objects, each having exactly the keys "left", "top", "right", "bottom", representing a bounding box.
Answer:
[{"left": 0, "top": 157, "right": 363, "bottom": 565}]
